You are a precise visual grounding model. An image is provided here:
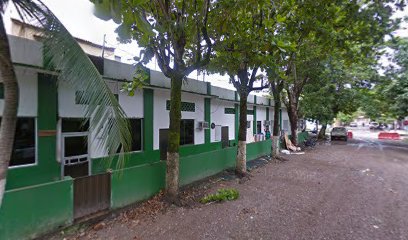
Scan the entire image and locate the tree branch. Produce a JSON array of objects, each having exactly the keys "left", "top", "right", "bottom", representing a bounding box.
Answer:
[
  {"left": 248, "top": 66, "right": 259, "bottom": 87},
  {"left": 183, "top": 0, "right": 212, "bottom": 76}
]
